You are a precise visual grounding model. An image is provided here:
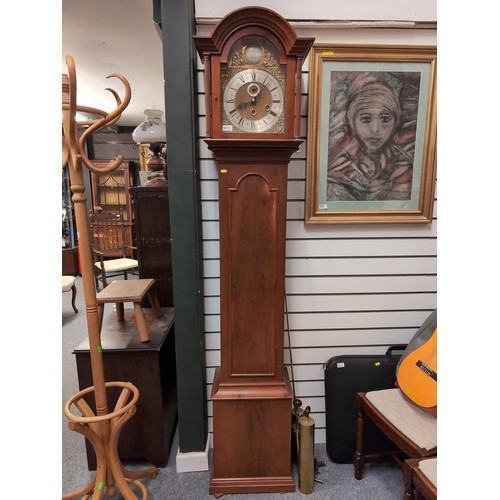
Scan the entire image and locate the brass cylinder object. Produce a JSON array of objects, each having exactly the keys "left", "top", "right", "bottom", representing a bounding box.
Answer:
[{"left": 298, "top": 406, "right": 315, "bottom": 494}]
